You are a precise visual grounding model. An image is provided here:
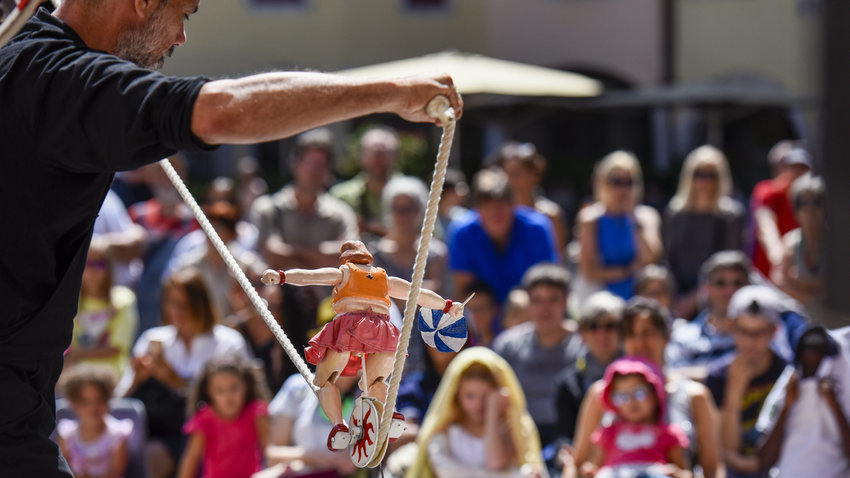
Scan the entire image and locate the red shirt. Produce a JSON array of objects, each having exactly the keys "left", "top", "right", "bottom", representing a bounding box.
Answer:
[
  {"left": 750, "top": 179, "right": 798, "bottom": 277},
  {"left": 183, "top": 400, "right": 268, "bottom": 478}
]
